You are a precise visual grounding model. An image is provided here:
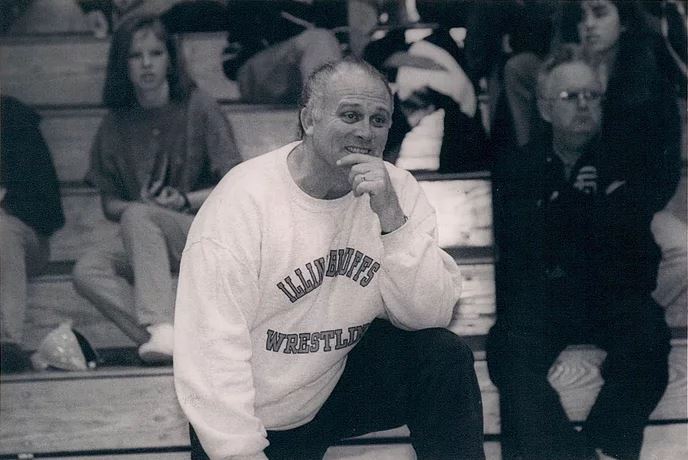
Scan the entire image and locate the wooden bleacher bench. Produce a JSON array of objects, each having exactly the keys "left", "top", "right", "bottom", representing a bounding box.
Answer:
[
  {"left": 0, "top": 32, "right": 239, "bottom": 107},
  {"left": 1, "top": 31, "right": 685, "bottom": 460},
  {"left": 1, "top": 335, "right": 685, "bottom": 459}
]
